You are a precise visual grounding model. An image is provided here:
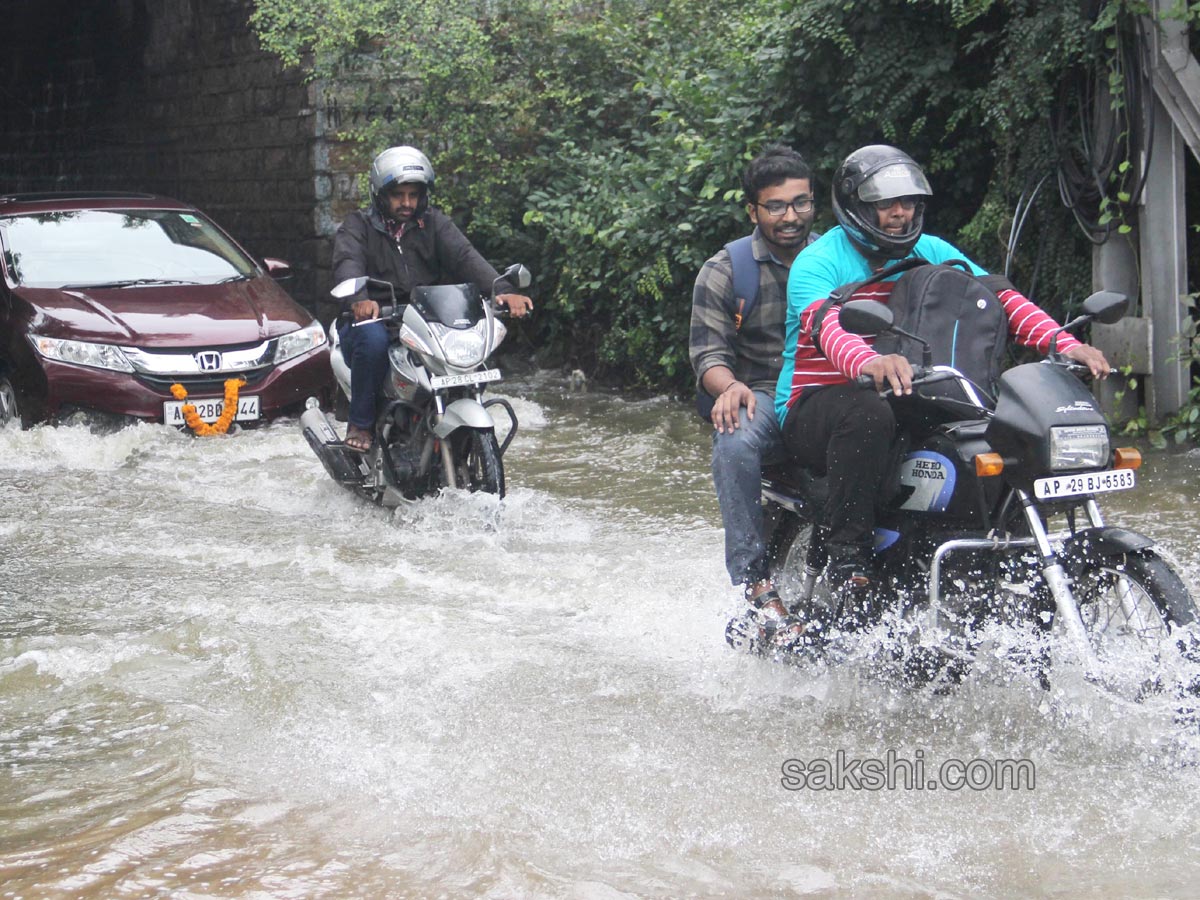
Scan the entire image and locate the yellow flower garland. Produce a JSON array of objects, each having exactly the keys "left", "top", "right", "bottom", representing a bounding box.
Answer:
[{"left": 169, "top": 378, "right": 247, "bottom": 436}]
